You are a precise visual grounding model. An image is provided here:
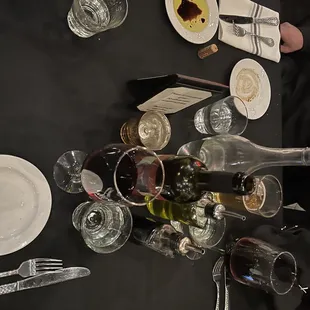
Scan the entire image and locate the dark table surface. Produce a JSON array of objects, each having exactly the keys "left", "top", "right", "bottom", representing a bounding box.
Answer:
[{"left": 0, "top": 0, "right": 283, "bottom": 309}]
